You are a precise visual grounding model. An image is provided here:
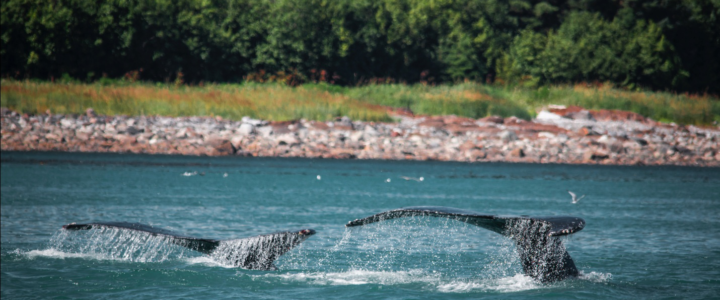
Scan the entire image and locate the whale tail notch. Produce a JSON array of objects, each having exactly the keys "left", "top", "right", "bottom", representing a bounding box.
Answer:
[
  {"left": 345, "top": 206, "right": 584, "bottom": 283},
  {"left": 62, "top": 222, "right": 316, "bottom": 270}
]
